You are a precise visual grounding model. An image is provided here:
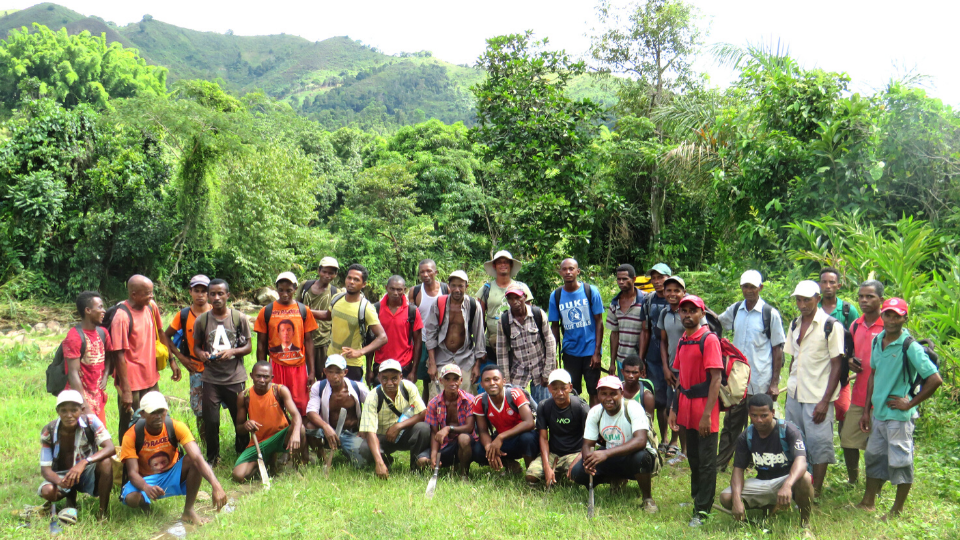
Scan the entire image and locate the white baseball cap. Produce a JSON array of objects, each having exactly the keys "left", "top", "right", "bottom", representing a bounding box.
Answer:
[
  {"left": 791, "top": 280, "right": 821, "bottom": 298},
  {"left": 275, "top": 271, "right": 298, "bottom": 287},
  {"left": 318, "top": 256, "right": 339, "bottom": 269},
  {"left": 448, "top": 270, "right": 469, "bottom": 283},
  {"left": 325, "top": 354, "right": 347, "bottom": 370},
  {"left": 379, "top": 359, "right": 403, "bottom": 373},
  {"left": 56, "top": 390, "right": 84, "bottom": 408},
  {"left": 139, "top": 391, "right": 169, "bottom": 413},
  {"left": 740, "top": 270, "right": 763, "bottom": 288},
  {"left": 547, "top": 369, "right": 572, "bottom": 385}
]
